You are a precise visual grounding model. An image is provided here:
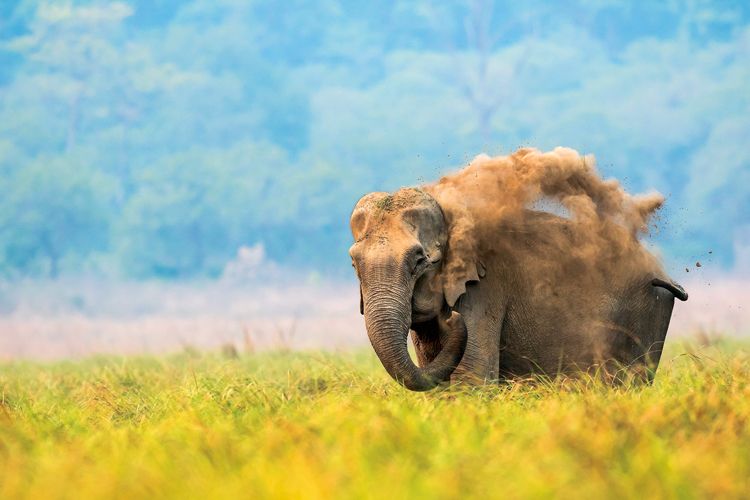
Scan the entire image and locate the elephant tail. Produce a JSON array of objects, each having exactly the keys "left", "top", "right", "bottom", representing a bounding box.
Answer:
[{"left": 652, "top": 278, "right": 688, "bottom": 301}]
